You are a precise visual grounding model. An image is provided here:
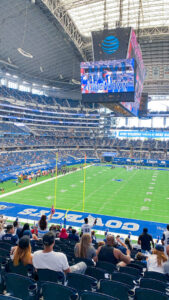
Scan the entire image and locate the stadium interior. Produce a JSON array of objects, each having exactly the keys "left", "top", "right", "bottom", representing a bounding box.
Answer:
[{"left": 0, "top": 0, "right": 169, "bottom": 299}]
